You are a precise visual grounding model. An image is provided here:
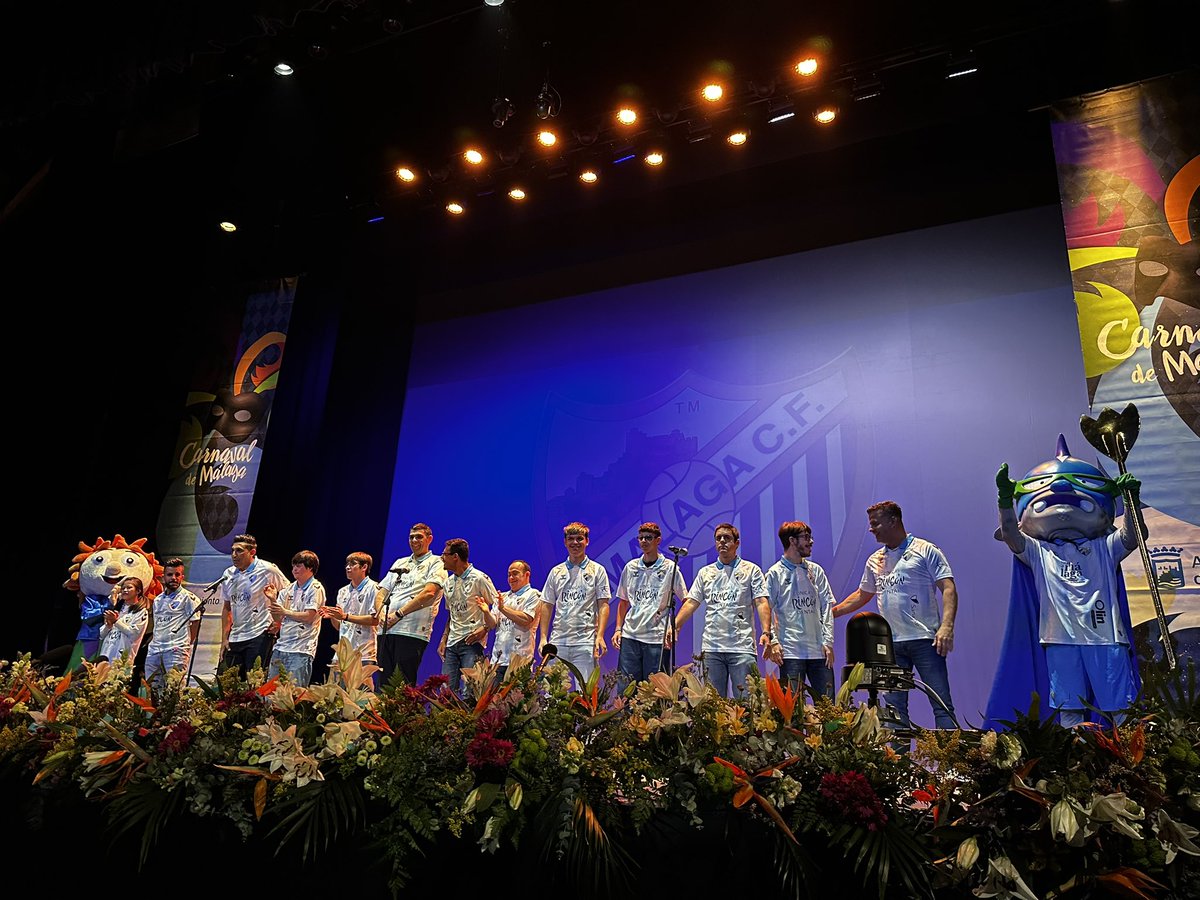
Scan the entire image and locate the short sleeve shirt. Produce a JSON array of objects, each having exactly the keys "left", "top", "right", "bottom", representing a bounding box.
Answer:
[
  {"left": 445, "top": 566, "right": 500, "bottom": 646},
  {"left": 689, "top": 557, "right": 768, "bottom": 654},
  {"left": 491, "top": 586, "right": 543, "bottom": 665},
  {"left": 148, "top": 588, "right": 202, "bottom": 652},
  {"left": 379, "top": 552, "right": 447, "bottom": 641},
  {"left": 336, "top": 578, "right": 380, "bottom": 661},
  {"left": 859, "top": 535, "right": 953, "bottom": 642},
  {"left": 541, "top": 557, "right": 611, "bottom": 648},
  {"left": 274, "top": 578, "right": 326, "bottom": 657},
  {"left": 616, "top": 555, "right": 688, "bottom": 644},
  {"left": 1017, "top": 531, "right": 1131, "bottom": 646},
  {"left": 766, "top": 557, "right": 835, "bottom": 659},
  {"left": 220, "top": 559, "right": 288, "bottom": 643}
]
